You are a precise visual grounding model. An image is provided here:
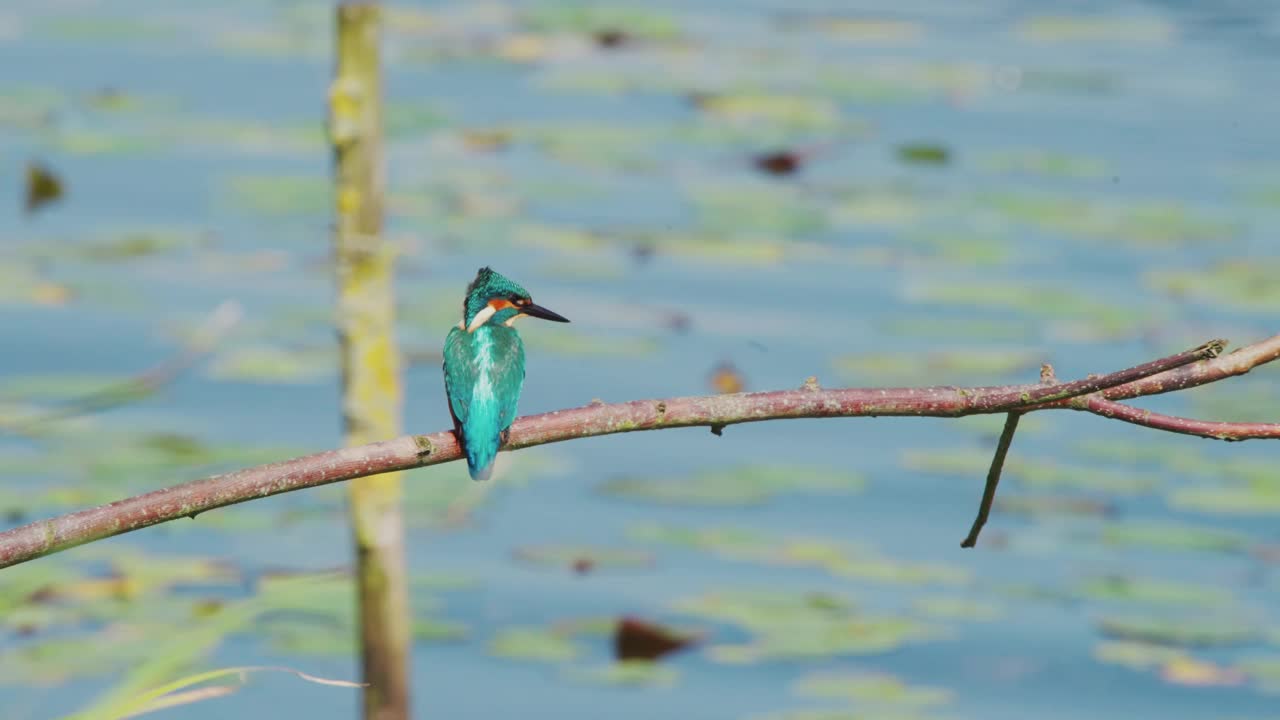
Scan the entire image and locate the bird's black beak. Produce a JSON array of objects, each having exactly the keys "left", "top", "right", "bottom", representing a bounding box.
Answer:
[{"left": 521, "top": 303, "right": 570, "bottom": 323}]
